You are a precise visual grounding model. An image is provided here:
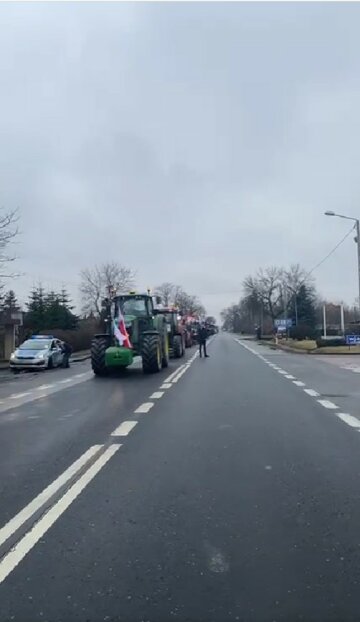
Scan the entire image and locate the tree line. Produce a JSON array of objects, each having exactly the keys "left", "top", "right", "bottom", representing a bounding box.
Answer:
[
  {"left": 0, "top": 209, "right": 210, "bottom": 350},
  {"left": 221, "top": 263, "right": 358, "bottom": 336},
  {"left": 2, "top": 263, "right": 208, "bottom": 334}
]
